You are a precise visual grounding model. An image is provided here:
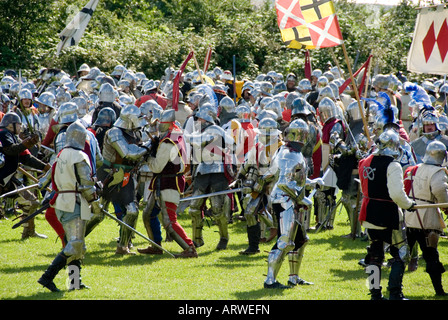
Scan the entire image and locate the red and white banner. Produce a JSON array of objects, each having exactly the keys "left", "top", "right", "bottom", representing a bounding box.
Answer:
[
  {"left": 407, "top": 6, "right": 448, "bottom": 75},
  {"left": 275, "top": 0, "right": 343, "bottom": 49}
]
